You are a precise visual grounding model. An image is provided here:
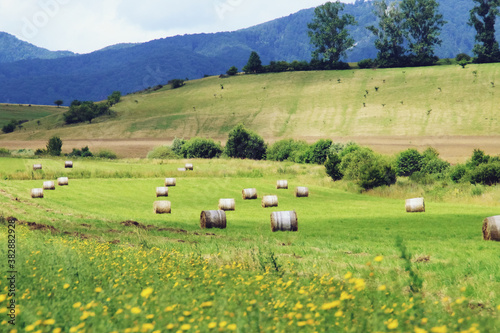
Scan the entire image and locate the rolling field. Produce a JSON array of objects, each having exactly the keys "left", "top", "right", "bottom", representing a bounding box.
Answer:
[
  {"left": 0, "top": 104, "right": 66, "bottom": 128},
  {"left": 0, "top": 157, "right": 499, "bottom": 332}
]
